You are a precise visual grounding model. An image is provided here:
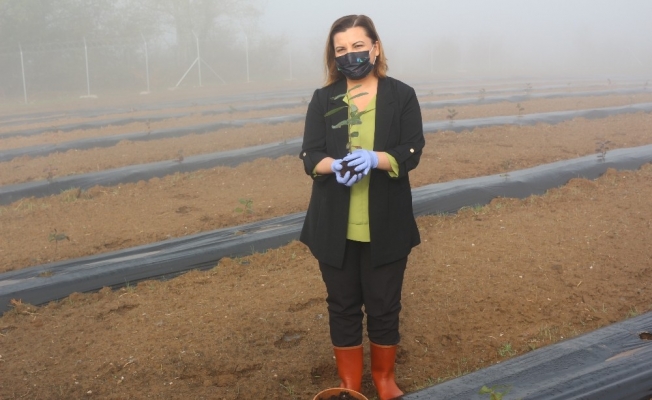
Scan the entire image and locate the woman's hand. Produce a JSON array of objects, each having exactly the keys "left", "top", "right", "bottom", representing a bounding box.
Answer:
[
  {"left": 332, "top": 159, "right": 362, "bottom": 186},
  {"left": 343, "top": 149, "right": 378, "bottom": 175}
]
